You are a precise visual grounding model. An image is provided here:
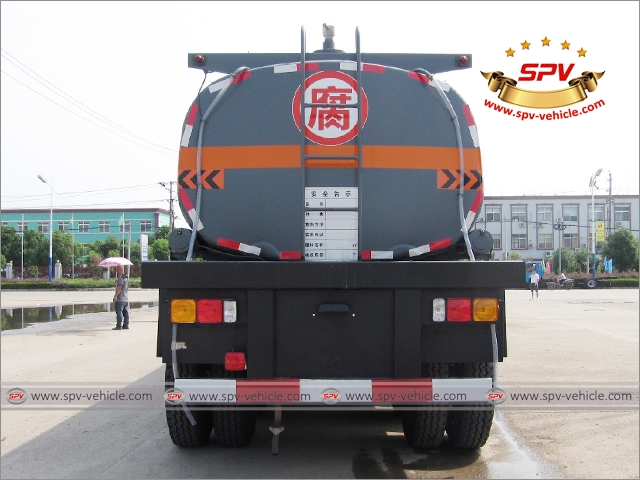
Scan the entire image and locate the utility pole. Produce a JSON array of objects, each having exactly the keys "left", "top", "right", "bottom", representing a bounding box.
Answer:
[
  {"left": 554, "top": 220, "right": 567, "bottom": 272},
  {"left": 159, "top": 181, "right": 176, "bottom": 230},
  {"left": 606, "top": 171, "right": 613, "bottom": 237}
]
